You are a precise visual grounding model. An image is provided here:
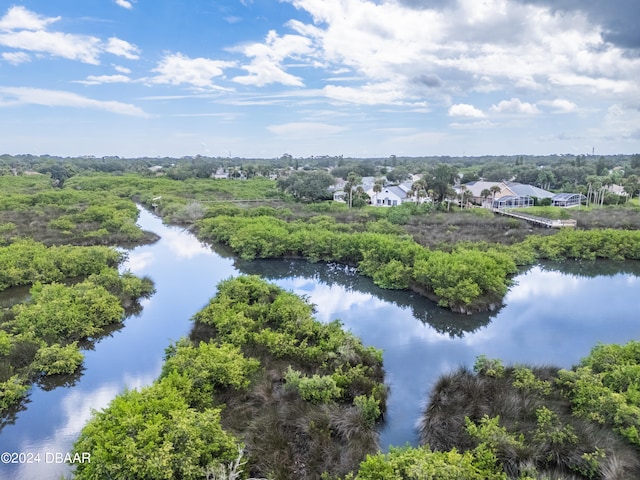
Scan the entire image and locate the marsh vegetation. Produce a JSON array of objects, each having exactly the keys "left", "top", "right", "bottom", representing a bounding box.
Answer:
[
  {"left": 73, "top": 276, "right": 386, "bottom": 480},
  {"left": 1, "top": 154, "right": 639, "bottom": 478}
]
